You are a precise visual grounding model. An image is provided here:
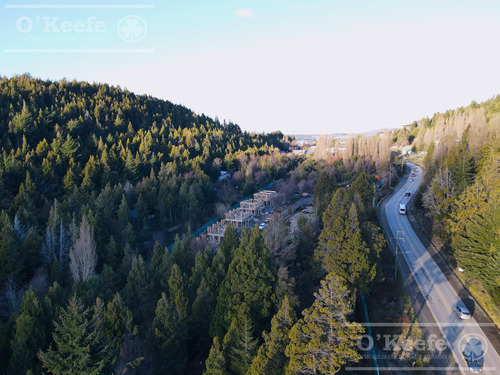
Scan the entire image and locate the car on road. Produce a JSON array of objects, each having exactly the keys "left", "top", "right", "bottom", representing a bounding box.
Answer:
[
  {"left": 258, "top": 223, "right": 267, "bottom": 230},
  {"left": 464, "top": 353, "right": 483, "bottom": 374},
  {"left": 409, "top": 178, "right": 414, "bottom": 182},
  {"left": 405, "top": 192, "right": 411, "bottom": 196},
  {"left": 463, "top": 339, "right": 484, "bottom": 373},
  {"left": 454, "top": 304, "right": 472, "bottom": 319}
]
